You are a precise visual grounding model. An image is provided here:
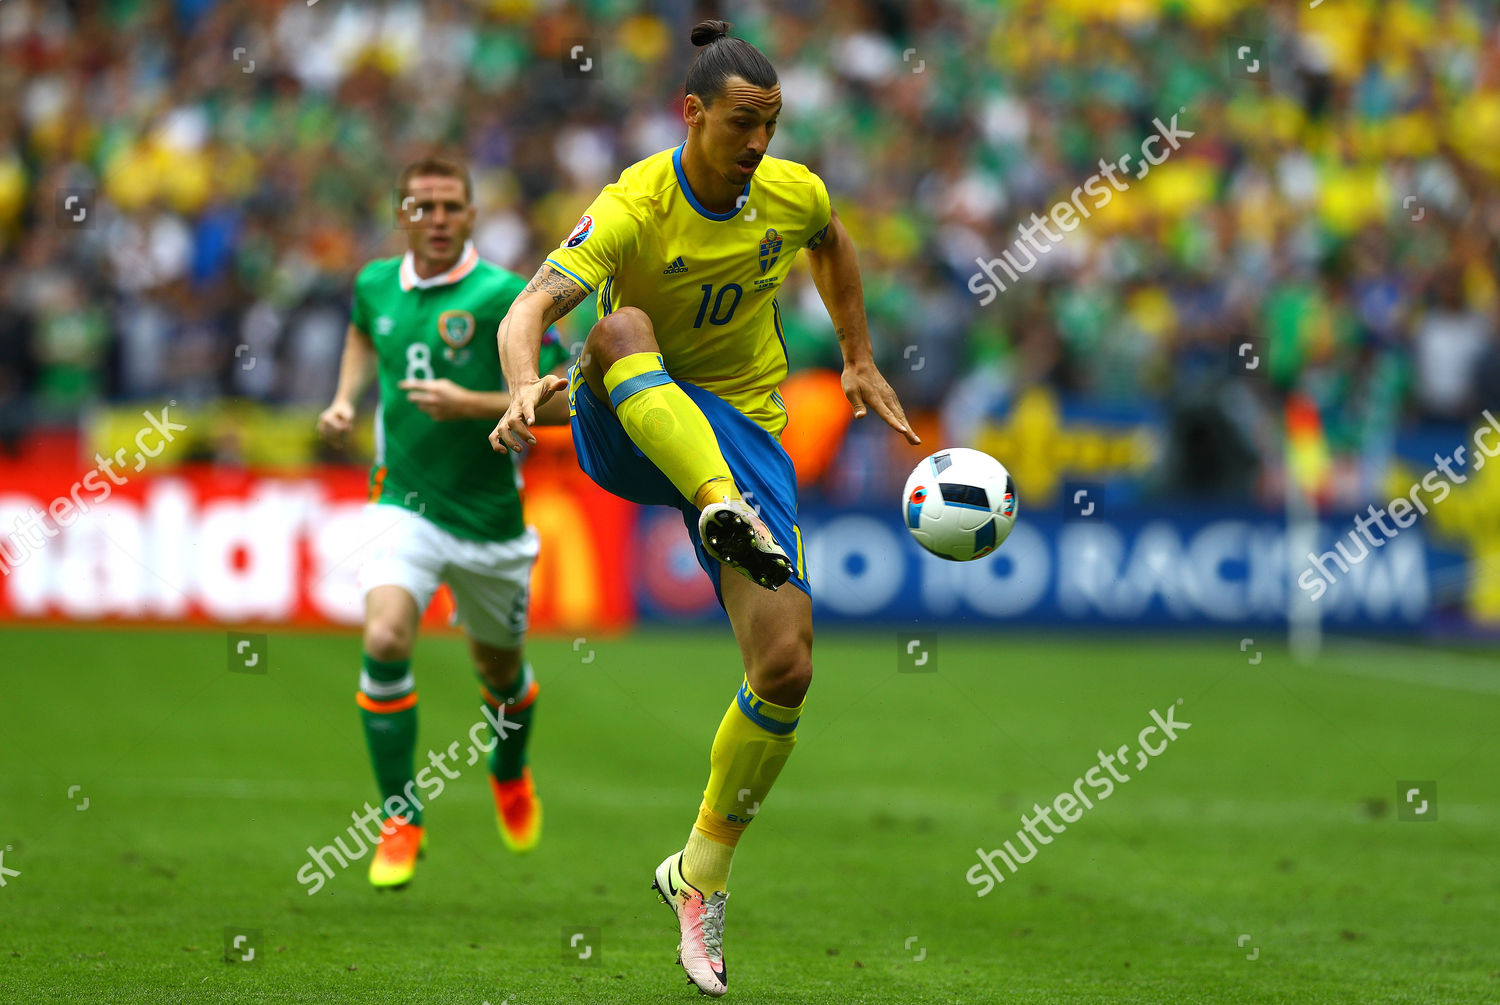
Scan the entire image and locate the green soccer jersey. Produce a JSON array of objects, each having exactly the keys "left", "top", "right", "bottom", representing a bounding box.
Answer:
[{"left": 349, "top": 243, "right": 568, "bottom": 542}]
